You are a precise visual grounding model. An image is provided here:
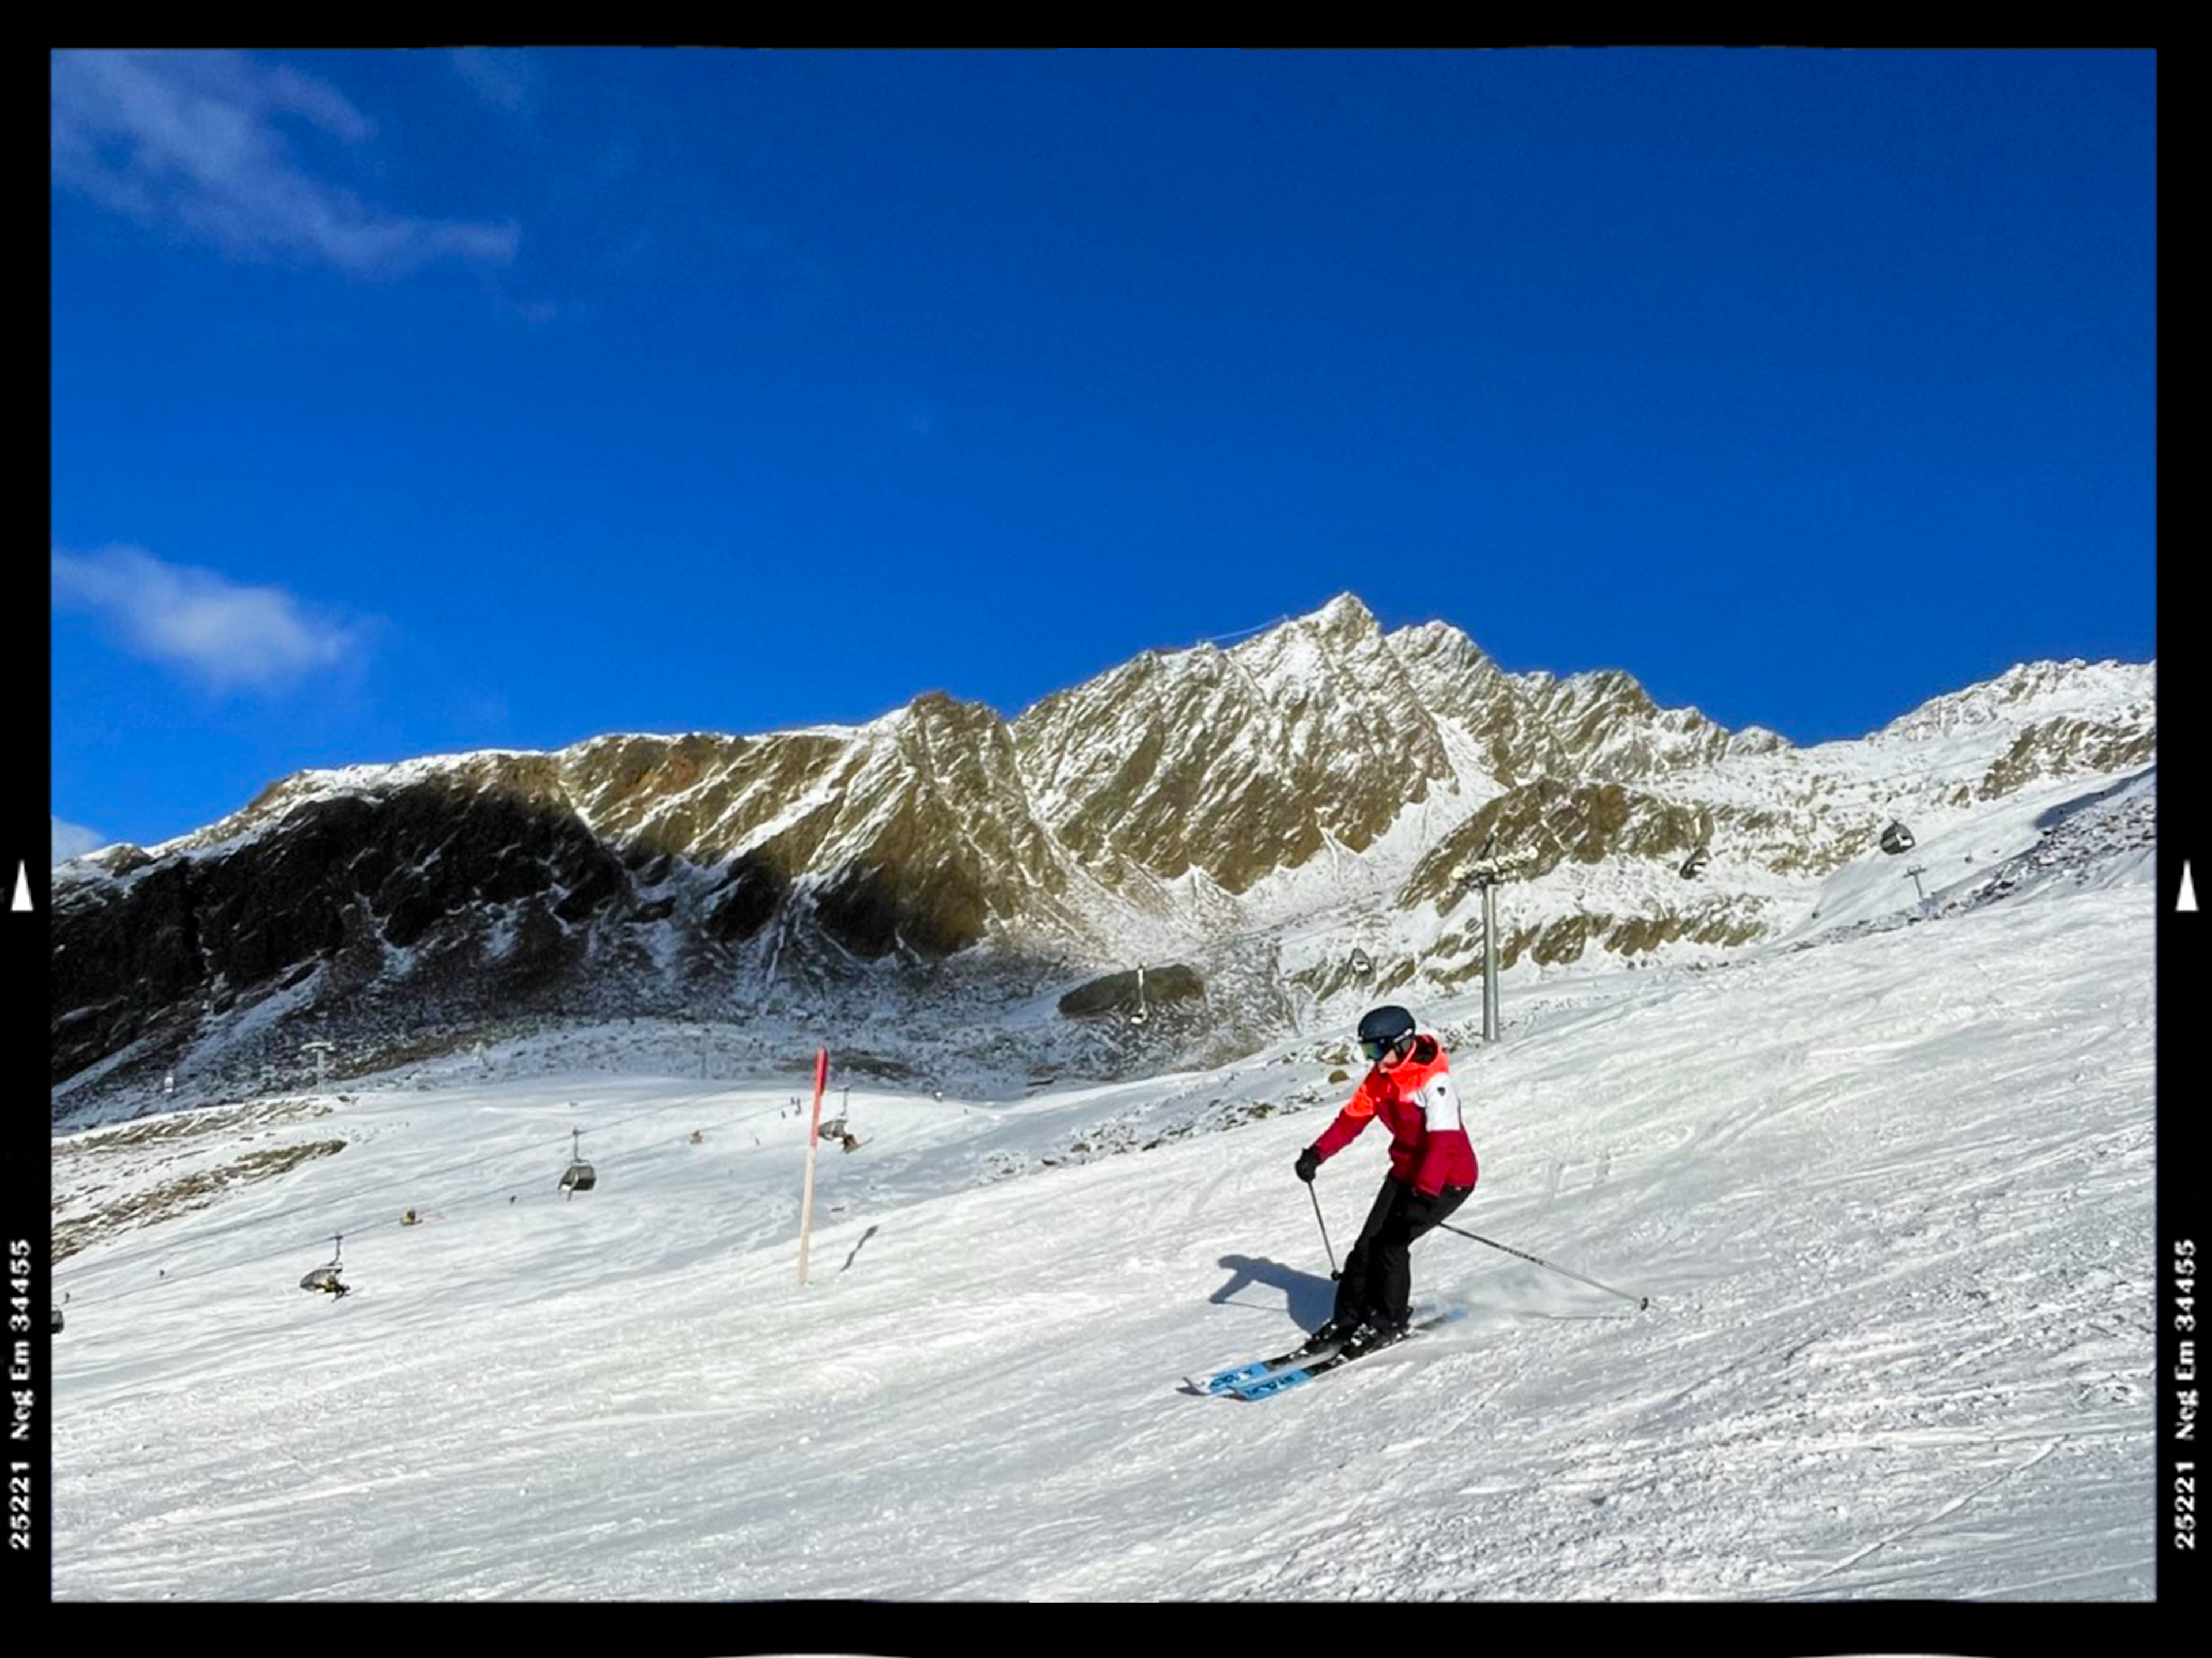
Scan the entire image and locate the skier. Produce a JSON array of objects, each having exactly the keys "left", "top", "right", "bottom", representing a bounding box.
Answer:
[{"left": 1294, "top": 1005, "right": 1477, "bottom": 1360}]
